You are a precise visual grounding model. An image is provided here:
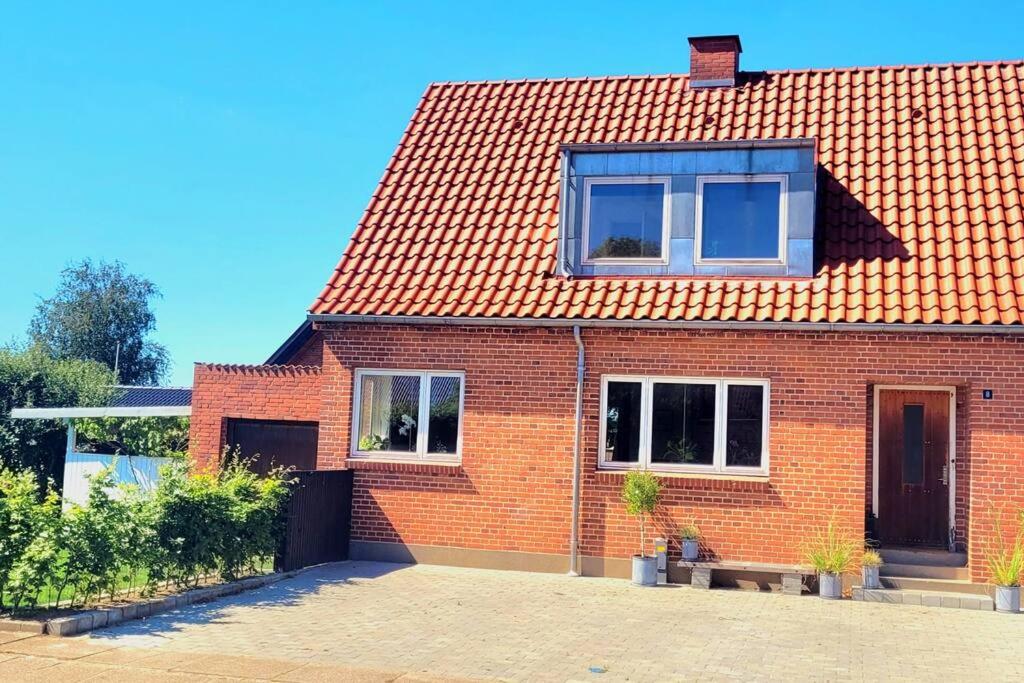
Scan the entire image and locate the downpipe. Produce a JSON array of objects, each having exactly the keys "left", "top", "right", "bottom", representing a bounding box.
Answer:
[{"left": 568, "top": 325, "right": 585, "bottom": 576}]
